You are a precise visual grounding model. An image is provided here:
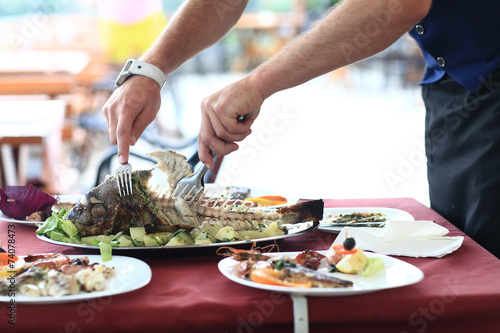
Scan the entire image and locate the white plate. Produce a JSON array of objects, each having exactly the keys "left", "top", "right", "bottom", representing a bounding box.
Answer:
[
  {"left": 218, "top": 251, "right": 424, "bottom": 296},
  {"left": 0, "top": 255, "right": 151, "bottom": 304},
  {"left": 0, "top": 211, "right": 39, "bottom": 226},
  {"left": 204, "top": 184, "right": 299, "bottom": 208},
  {"left": 36, "top": 221, "right": 319, "bottom": 250},
  {"left": 318, "top": 207, "right": 414, "bottom": 234},
  {"left": 0, "top": 195, "right": 83, "bottom": 226}
]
